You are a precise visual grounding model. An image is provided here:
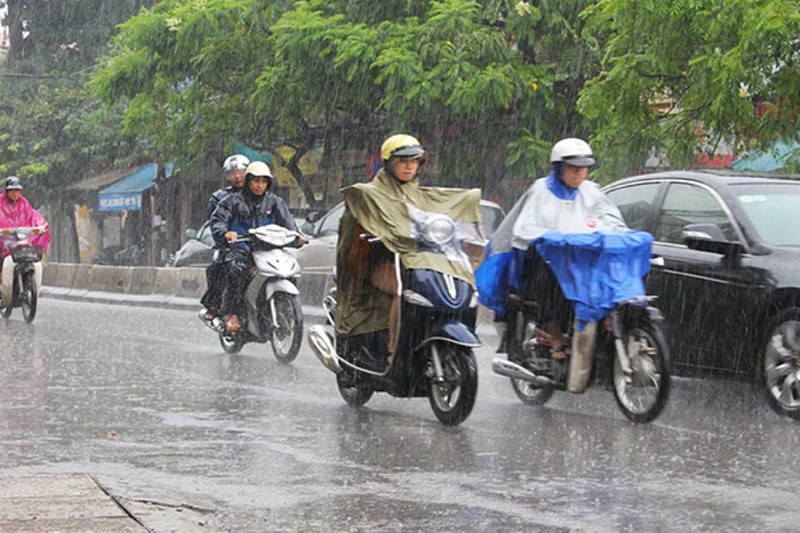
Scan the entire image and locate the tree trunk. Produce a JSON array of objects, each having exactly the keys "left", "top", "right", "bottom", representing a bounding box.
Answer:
[{"left": 6, "top": 0, "right": 24, "bottom": 64}]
